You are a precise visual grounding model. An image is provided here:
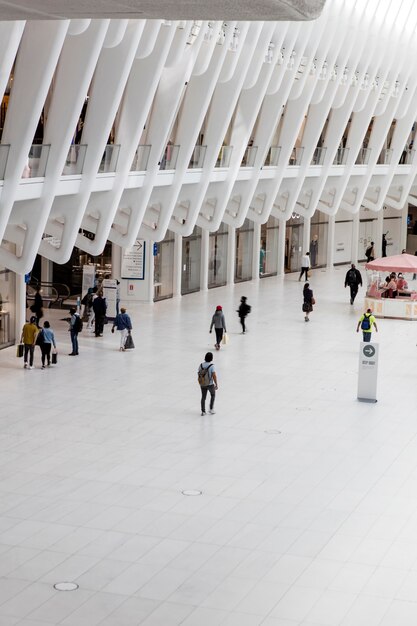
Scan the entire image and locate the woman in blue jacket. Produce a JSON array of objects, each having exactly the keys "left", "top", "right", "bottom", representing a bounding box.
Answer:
[{"left": 111, "top": 307, "right": 132, "bottom": 351}]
